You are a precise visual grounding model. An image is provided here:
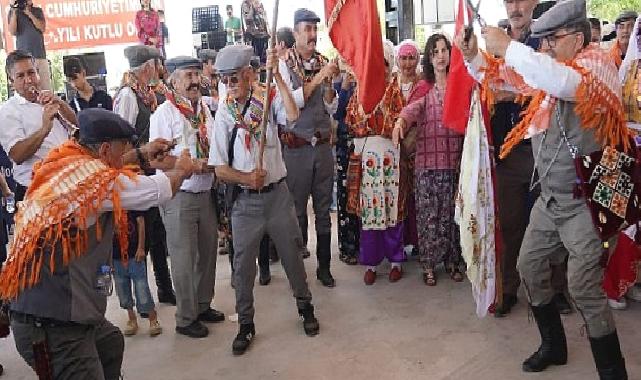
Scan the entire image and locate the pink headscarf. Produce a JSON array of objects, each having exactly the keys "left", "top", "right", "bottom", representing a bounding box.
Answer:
[{"left": 396, "top": 40, "right": 419, "bottom": 58}]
